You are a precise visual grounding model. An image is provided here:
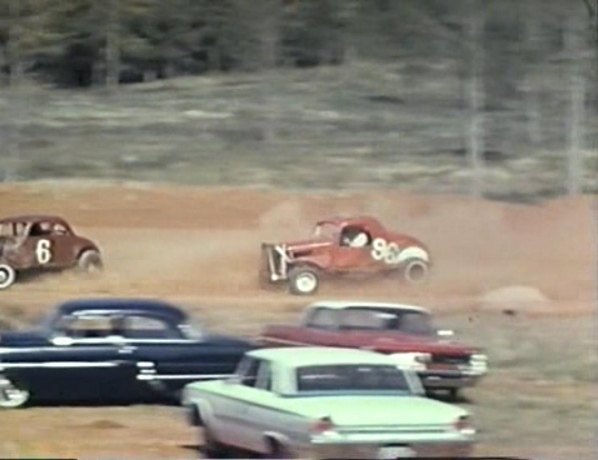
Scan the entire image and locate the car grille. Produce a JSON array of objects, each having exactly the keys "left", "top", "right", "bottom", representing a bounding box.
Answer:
[
  {"left": 431, "top": 354, "right": 470, "bottom": 365},
  {"left": 426, "top": 354, "right": 471, "bottom": 371}
]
